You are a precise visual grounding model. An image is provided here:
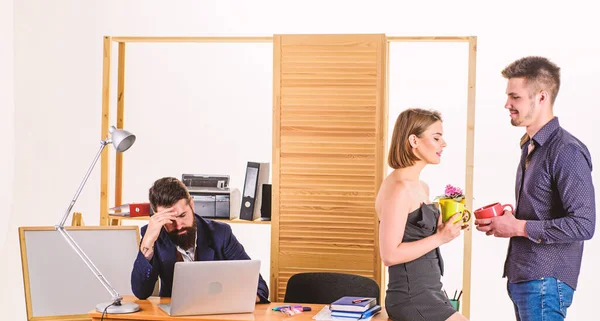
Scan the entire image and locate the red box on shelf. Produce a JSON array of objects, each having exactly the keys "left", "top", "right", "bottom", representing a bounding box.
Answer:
[{"left": 129, "top": 203, "right": 151, "bottom": 217}]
